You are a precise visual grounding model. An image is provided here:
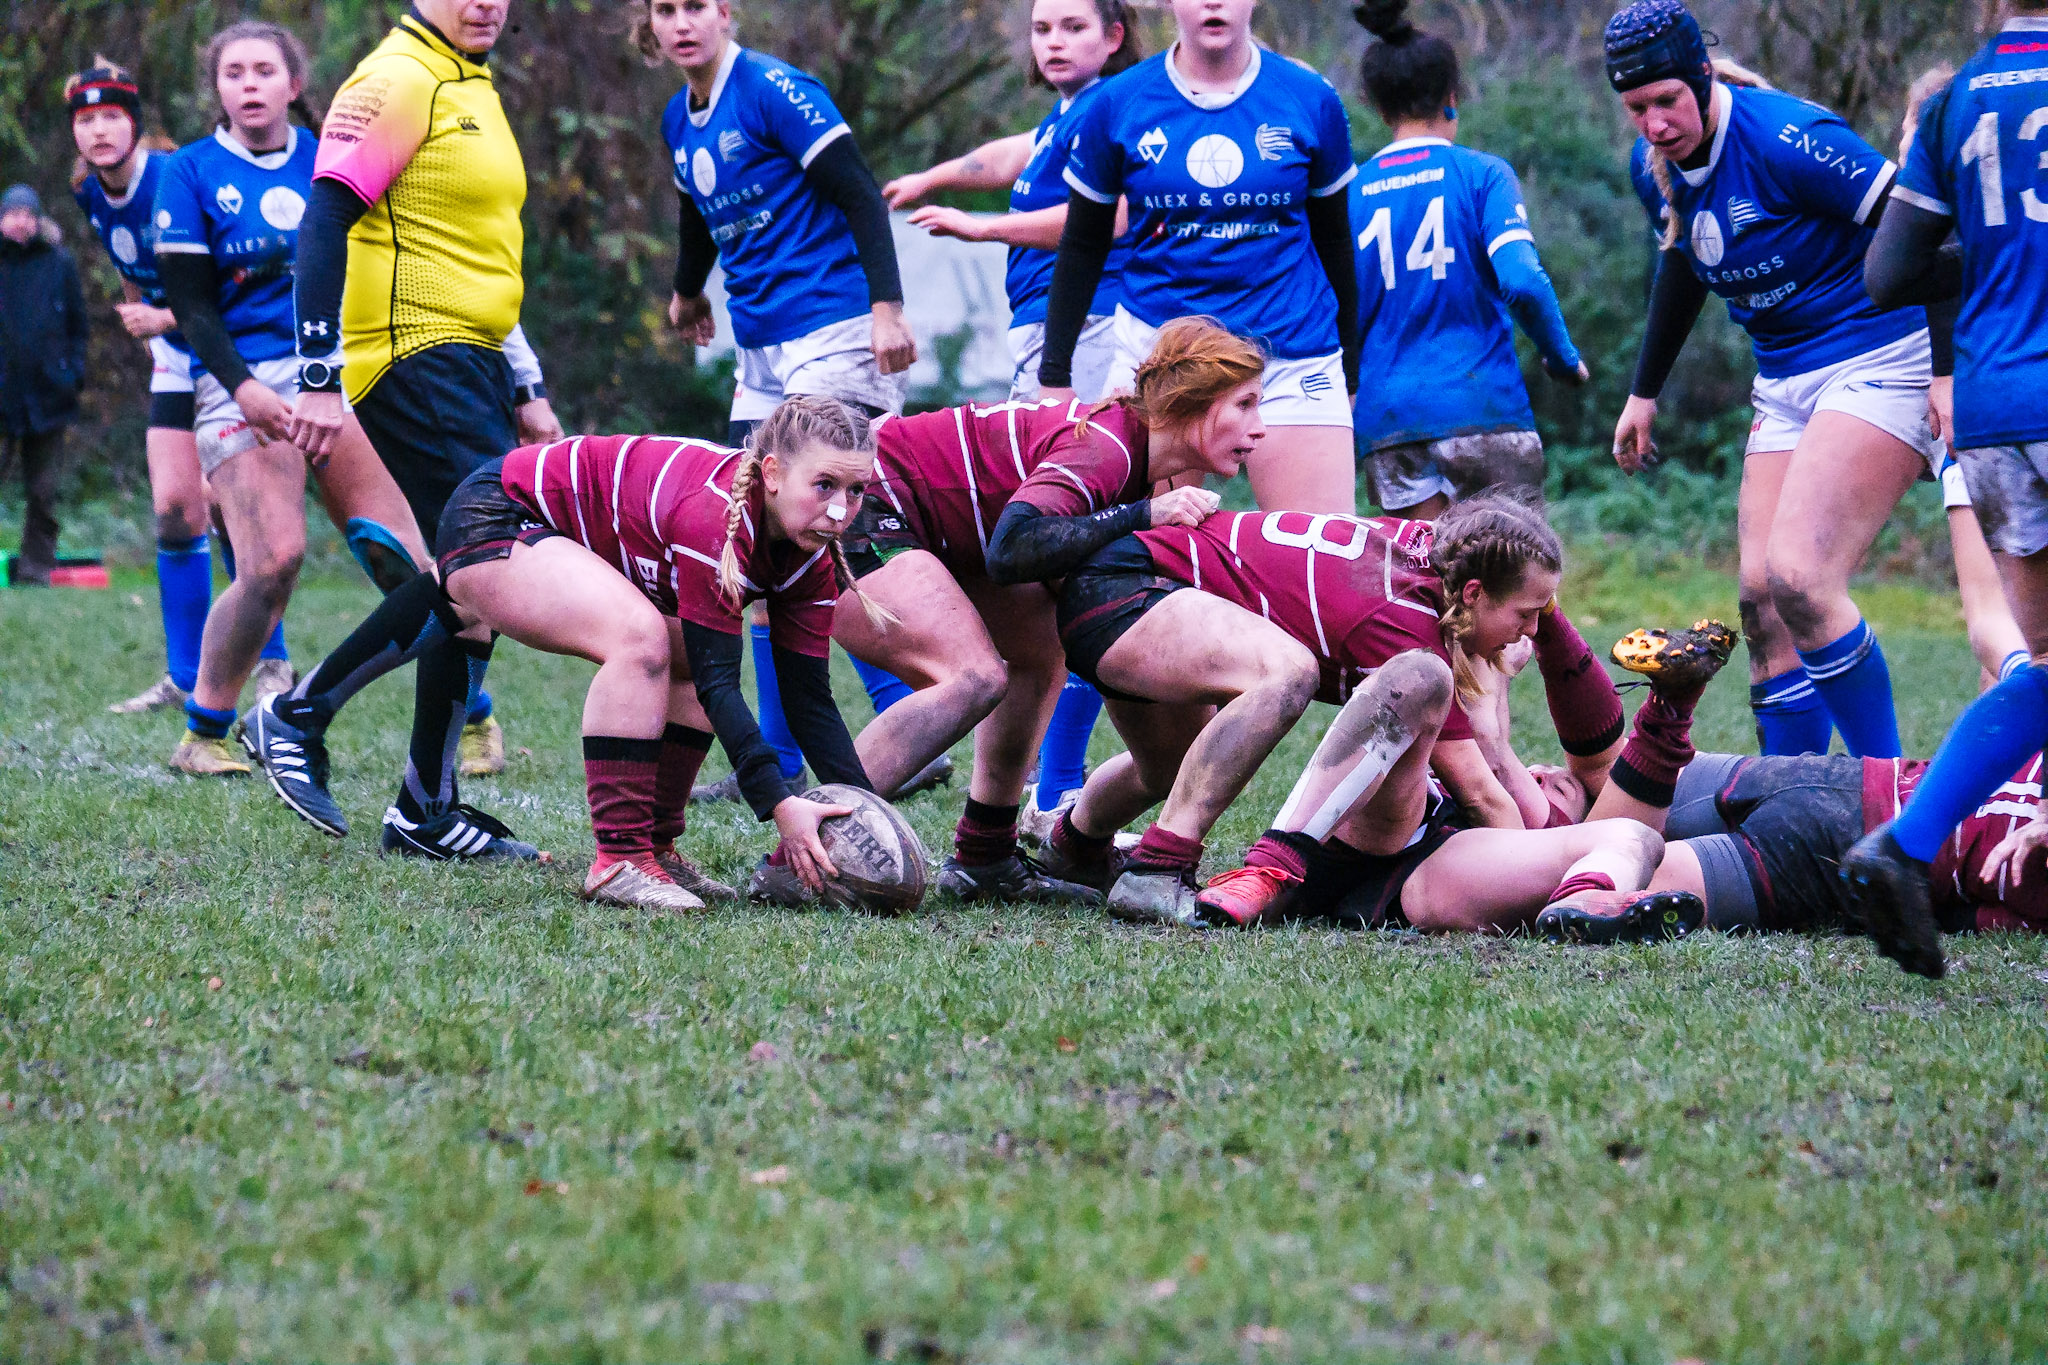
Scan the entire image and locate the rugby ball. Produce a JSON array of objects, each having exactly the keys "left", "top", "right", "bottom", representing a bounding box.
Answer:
[{"left": 803, "top": 783, "right": 930, "bottom": 915}]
